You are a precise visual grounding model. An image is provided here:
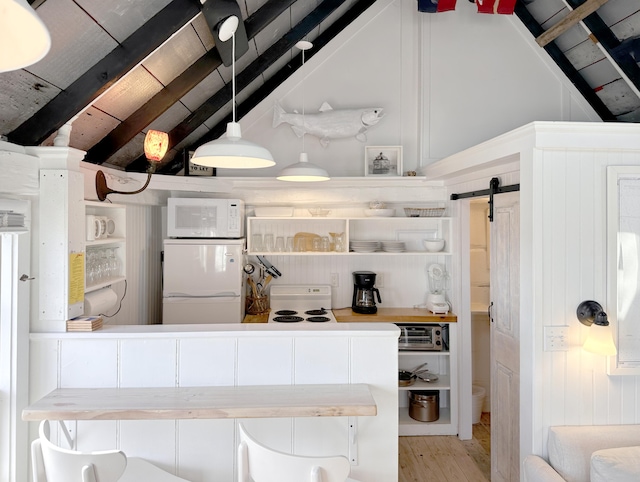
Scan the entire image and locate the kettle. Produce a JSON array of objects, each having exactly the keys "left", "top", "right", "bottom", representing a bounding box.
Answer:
[{"left": 352, "top": 271, "right": 382, "bottom": 314}]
